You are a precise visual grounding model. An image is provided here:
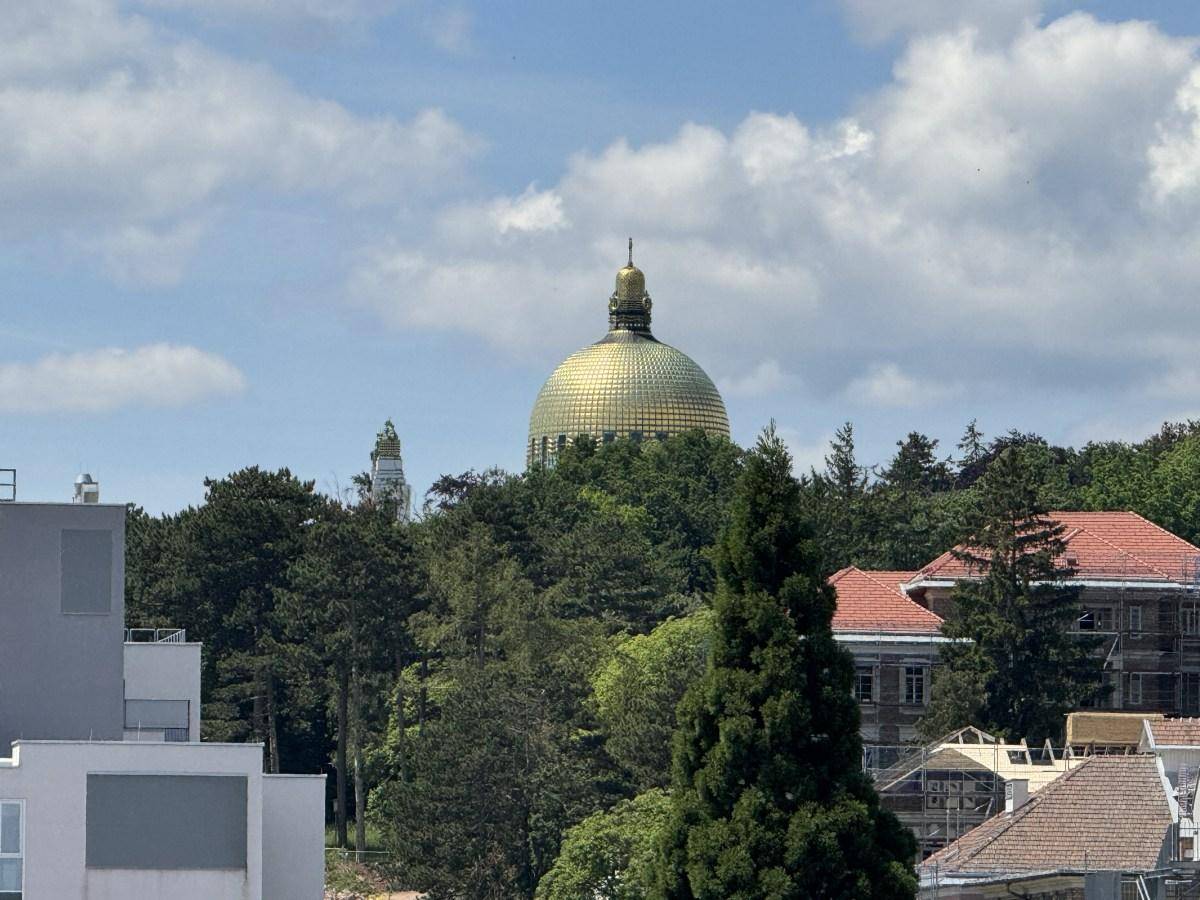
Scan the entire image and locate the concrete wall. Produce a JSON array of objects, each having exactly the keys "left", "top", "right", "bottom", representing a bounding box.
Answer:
[
  {"left": 0, "top": 504, "right": 125, "bottom": 748},
  {"left": 262, "top": 775, "right": 326, "bottom": 900},
  {"left": 0, "top": 740, "right": 265, "bottom": 900},
  {"left": 123, "top": 642, "right": 203, "bottom": 741}
]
